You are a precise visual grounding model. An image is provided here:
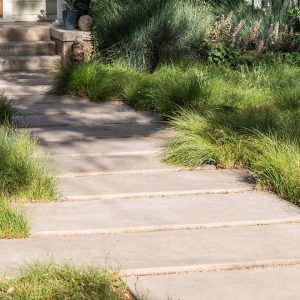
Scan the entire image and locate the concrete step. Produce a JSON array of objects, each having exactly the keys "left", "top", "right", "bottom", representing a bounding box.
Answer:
[
  {"left": 16, "top": 112, "right": 162, "bottom": 128},
  {"left": 12, "top": 94, "right": 90, "bottom": 105},
  {"left": 0, "top": 24, "right": 51, "bottom": 42},
  {"left": 0, "top": 41, "right": 55, "bottom": 56},
  {"left": 21, "top": 192, "right": 300, "bottom": 236},
  {"left": 0, "top": 55, "right": 61, "bottom": 72},
  {"left": 1, "top": 224, "right": 300, "bottom": 277},
  {"left": 24, "top": 124, "right": 168, "bottom": 142},
  {"left": 39, "top": 136, "right": 165, "bottom": 157},
  {"left": 52, "top": 153, "right": 177, "bottom": 177},
  {"left": 18, "top": 101, "right": 142, "bottom": 115},
  {"left": 20, "top": 112, "right": 161, "bottom": 127},
  {"left": 126, "top": 265, "right": 300, "bottom": 300},
  {"left": 59, "top": 169, "right": 253, "bottom": 201}
]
